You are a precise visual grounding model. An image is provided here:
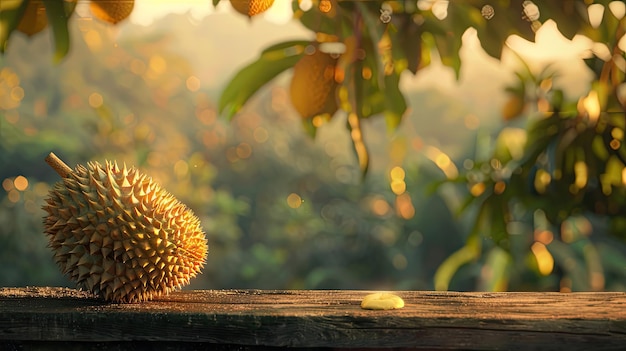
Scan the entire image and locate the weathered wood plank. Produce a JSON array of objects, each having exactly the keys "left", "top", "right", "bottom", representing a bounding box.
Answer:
[{"left": 1, "top": 287, "right": 625, "bottom": 350}]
